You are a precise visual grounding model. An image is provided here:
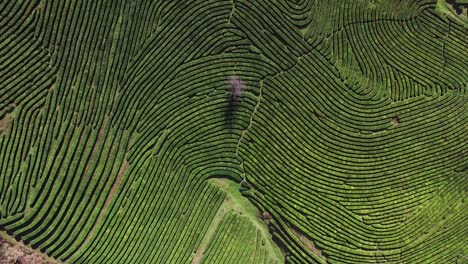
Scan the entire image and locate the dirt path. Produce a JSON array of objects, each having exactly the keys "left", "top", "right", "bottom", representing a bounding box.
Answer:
[
  {"left": 191, "top": 178, "right": 283, "bottom": 264},
  {"left": 191, "top": 193, "right": 231, "bottom": 264},
  {"left": 81, "top": 159, "right": 129, "bottom": 246}
]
